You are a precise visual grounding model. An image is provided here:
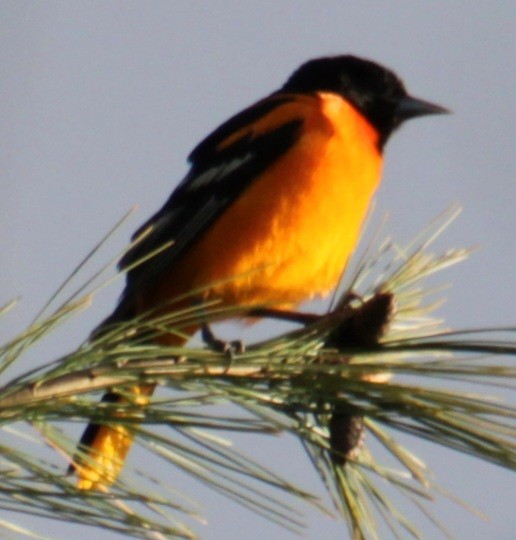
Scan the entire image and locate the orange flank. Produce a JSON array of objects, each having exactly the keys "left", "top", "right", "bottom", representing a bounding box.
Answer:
[{"left": 141, "top": 94, "right": 382, "bottom": 318}]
